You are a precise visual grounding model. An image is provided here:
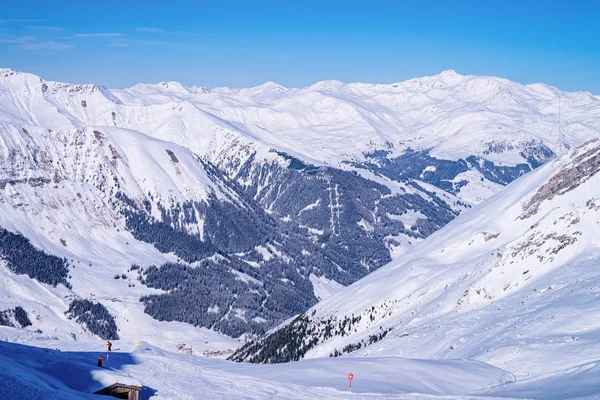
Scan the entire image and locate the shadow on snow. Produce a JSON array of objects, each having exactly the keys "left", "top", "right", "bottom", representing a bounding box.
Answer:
[{"left": 0, "top": 340, "right": 157, "bottom": 398}]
